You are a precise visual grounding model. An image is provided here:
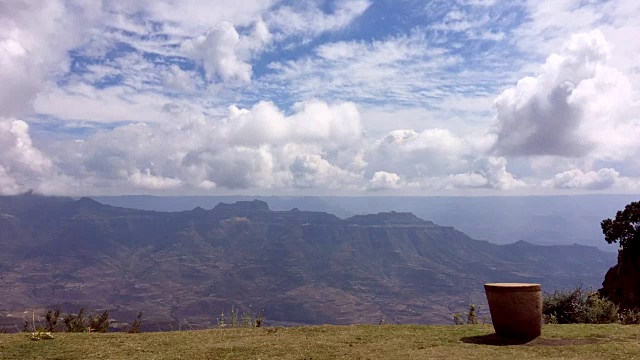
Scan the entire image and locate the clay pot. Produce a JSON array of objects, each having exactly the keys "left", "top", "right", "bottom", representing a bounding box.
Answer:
[{"left": 484, "top": 283, "right": 542, "bottom": 340}]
